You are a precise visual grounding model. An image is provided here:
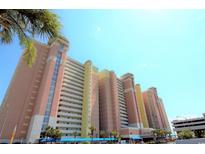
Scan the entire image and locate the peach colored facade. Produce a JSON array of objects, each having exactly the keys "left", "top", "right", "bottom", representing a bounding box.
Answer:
[
  {"left": 56, "top": 58, "right": 99, "bottom": 139},
  {"left": 121, "top": 73, "right": 142, "bottom": 128},
  {"left": 90, "top": 66, "right": 100, "bottom": 137},
  {"left": 98, "top": 70, "right": 121, "bottom": 133},
  {"left": 158, "top": 98, "right": 171, "bottom": 130},
  {"left": 0, "top": 38, "right": 68, "bottom": 143},
  {"left": 98, "top": 71, "right": 148, "bottom": 137},
  {"left": 0, "top": 39, "right": 170, "bottom": 143},
  {"left": 142, "top": 87, "right": 170, "bottom": 130}
]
